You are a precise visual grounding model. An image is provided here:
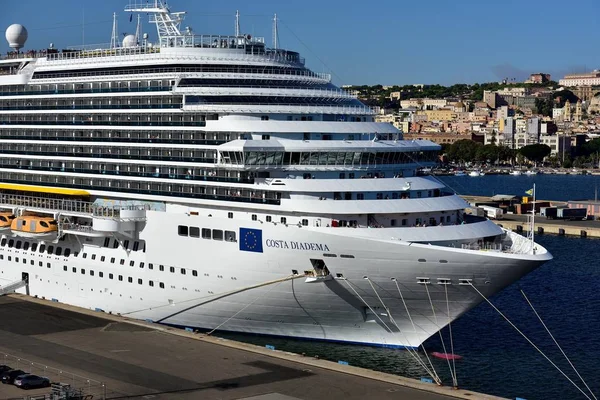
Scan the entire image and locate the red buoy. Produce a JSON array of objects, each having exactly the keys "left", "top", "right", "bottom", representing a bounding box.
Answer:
[{"left": 431, "top": 351, "right": 463, "bottom": 360}]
